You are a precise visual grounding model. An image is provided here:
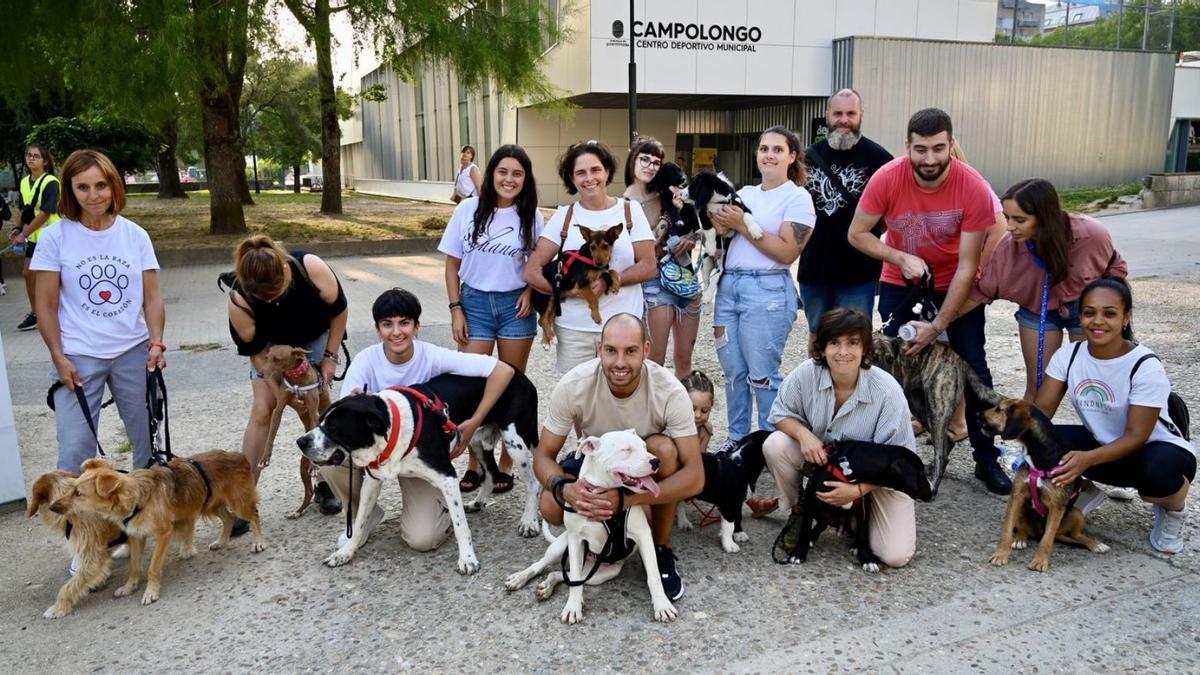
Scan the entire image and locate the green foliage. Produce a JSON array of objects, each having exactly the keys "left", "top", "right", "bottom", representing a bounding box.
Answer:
[
  {"left": 243, "top": 57, "right": 323, "bottom": 168},
  {"left": 26, "top": 115, "right": 160, "bottom": 176},
  {"left": 1026, "top": 0, "right": 1200, "bottom": 51},
  {"left": 1059, "top": 183, "right": 1141, "bottom": 213}
]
